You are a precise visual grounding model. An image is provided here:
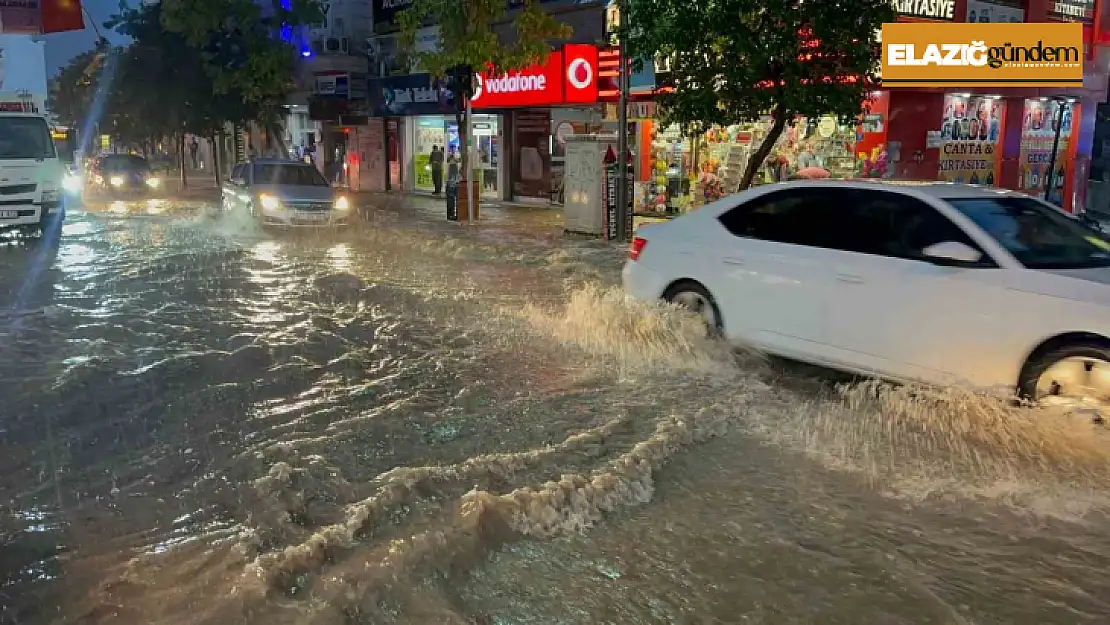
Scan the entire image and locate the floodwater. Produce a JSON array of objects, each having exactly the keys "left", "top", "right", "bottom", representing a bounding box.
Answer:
[{"left": 2, "top": 194, "right": 1110, "bottom": 624}]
